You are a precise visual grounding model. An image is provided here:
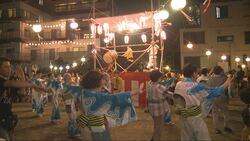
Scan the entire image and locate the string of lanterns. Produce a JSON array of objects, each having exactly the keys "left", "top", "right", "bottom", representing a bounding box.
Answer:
[
  {"left": 27, "top": 0, "right": 190, "bottom": 45},
  {"left": 26, "top": 40, "right": 95, "bottom": 47},
  {"left": 49, "top": 56, "right": 86, "bottom": 72}
]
